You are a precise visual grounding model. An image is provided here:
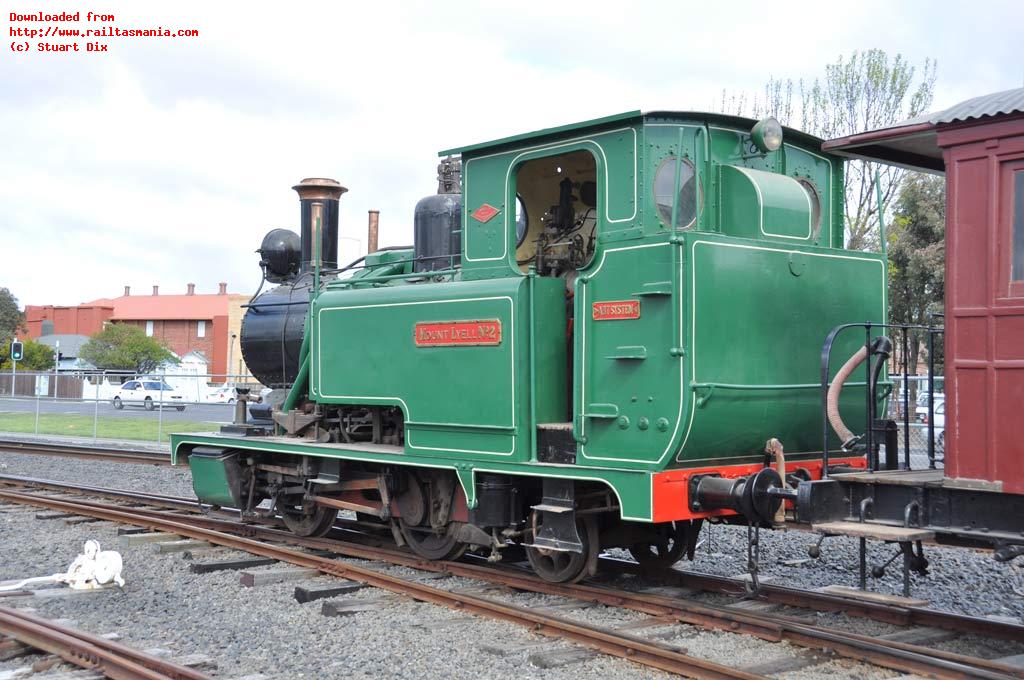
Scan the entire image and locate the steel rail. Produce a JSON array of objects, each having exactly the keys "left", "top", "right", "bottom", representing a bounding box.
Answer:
[
  {"left": 0, "top": 439, "right": 171, "bottom": 466},
  {"left": 0, "top": 474, "right": 206, "bottom": 511},
  {"left": 0, "top": 606, "right": 210, "bottom": 680},
  {"left": 606, "top": 556, "right": 1024, "bottom": 640},
  {"left": 1, "top": 488, "right": 1019, "bottom": 680},
  {"left": 0, "top": 489, "right": 760, "bottom": 680}
]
